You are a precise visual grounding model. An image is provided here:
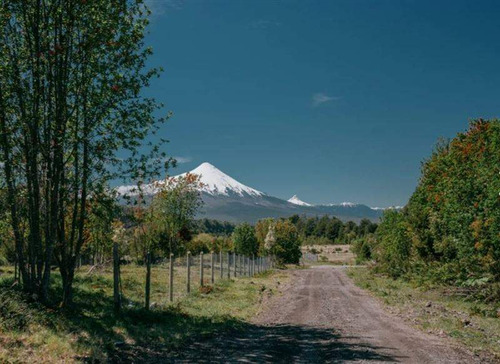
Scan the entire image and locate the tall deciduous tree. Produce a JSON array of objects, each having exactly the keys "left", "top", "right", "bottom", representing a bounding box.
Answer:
[
  {"left": 0, "top": 0, "right": 169, "bottom": 305},
  {"left": 149, "top": 173, "right": 203, "bottom": 256}
]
